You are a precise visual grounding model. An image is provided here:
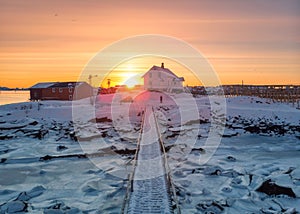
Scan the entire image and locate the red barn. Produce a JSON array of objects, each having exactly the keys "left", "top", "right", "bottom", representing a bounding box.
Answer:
[{"left": 30, "top": 81, "right": 93, "bottom": 101}]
